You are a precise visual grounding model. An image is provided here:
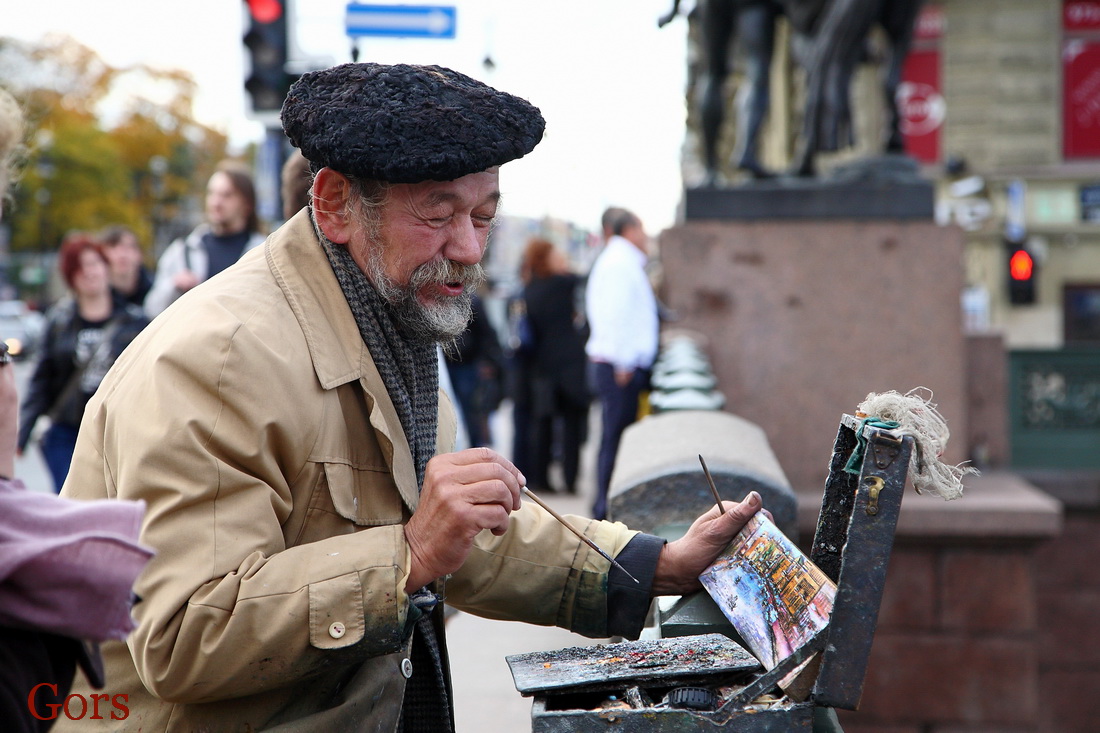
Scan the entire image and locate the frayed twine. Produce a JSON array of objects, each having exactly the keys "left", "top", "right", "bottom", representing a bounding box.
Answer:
[{"left": 855, "top": 387, "right": 977, "bottom": 501}]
